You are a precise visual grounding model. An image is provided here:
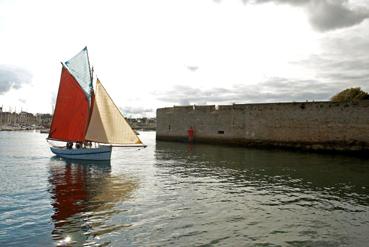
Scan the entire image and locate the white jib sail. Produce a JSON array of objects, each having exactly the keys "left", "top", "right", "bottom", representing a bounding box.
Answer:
[
  {"left": 64, "top": 47, "right": 93, "bottom": 99},
  {"left": 85, "top": 79, "right": 142, "bottom": 145}
]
